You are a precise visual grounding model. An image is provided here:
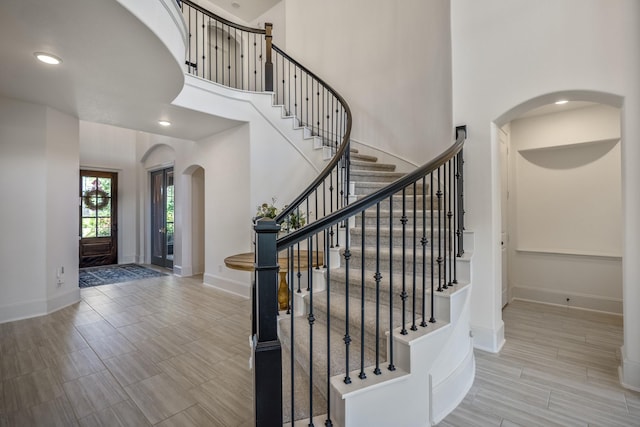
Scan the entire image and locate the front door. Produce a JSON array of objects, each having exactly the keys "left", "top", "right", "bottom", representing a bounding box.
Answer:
[
  {"left": 79, "top": 170, "right": 118, "bottom": 267},
  {"left": 151, "top": 168, "right": 174, "bottom": 269}
]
